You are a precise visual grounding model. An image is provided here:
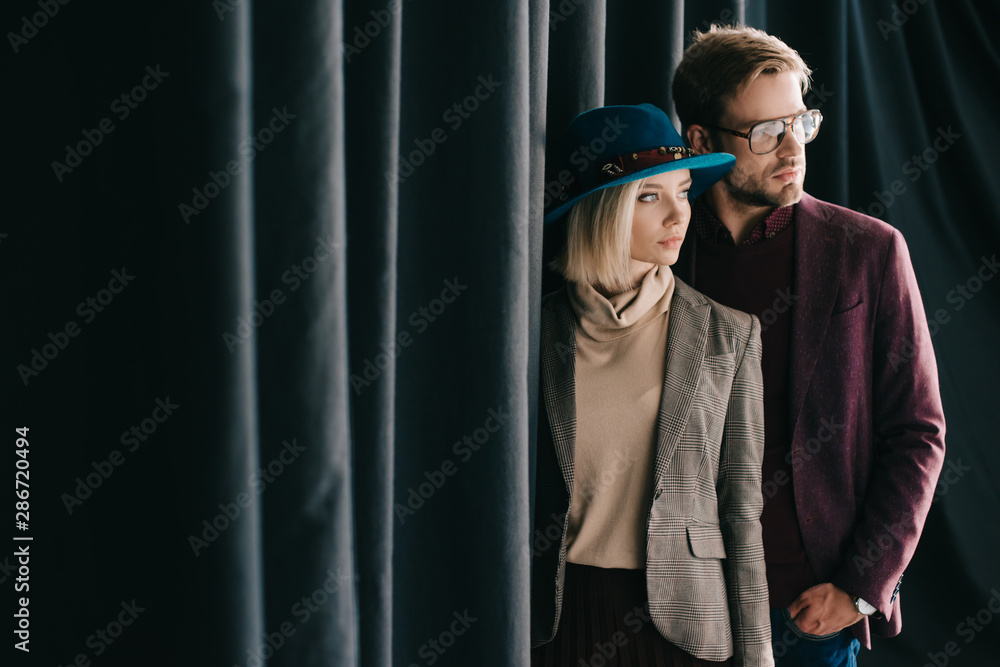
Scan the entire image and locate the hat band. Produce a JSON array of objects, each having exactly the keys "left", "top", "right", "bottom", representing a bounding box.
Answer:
[{"left": 562, "top": 146, "right": 695, "bottom": 199}]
